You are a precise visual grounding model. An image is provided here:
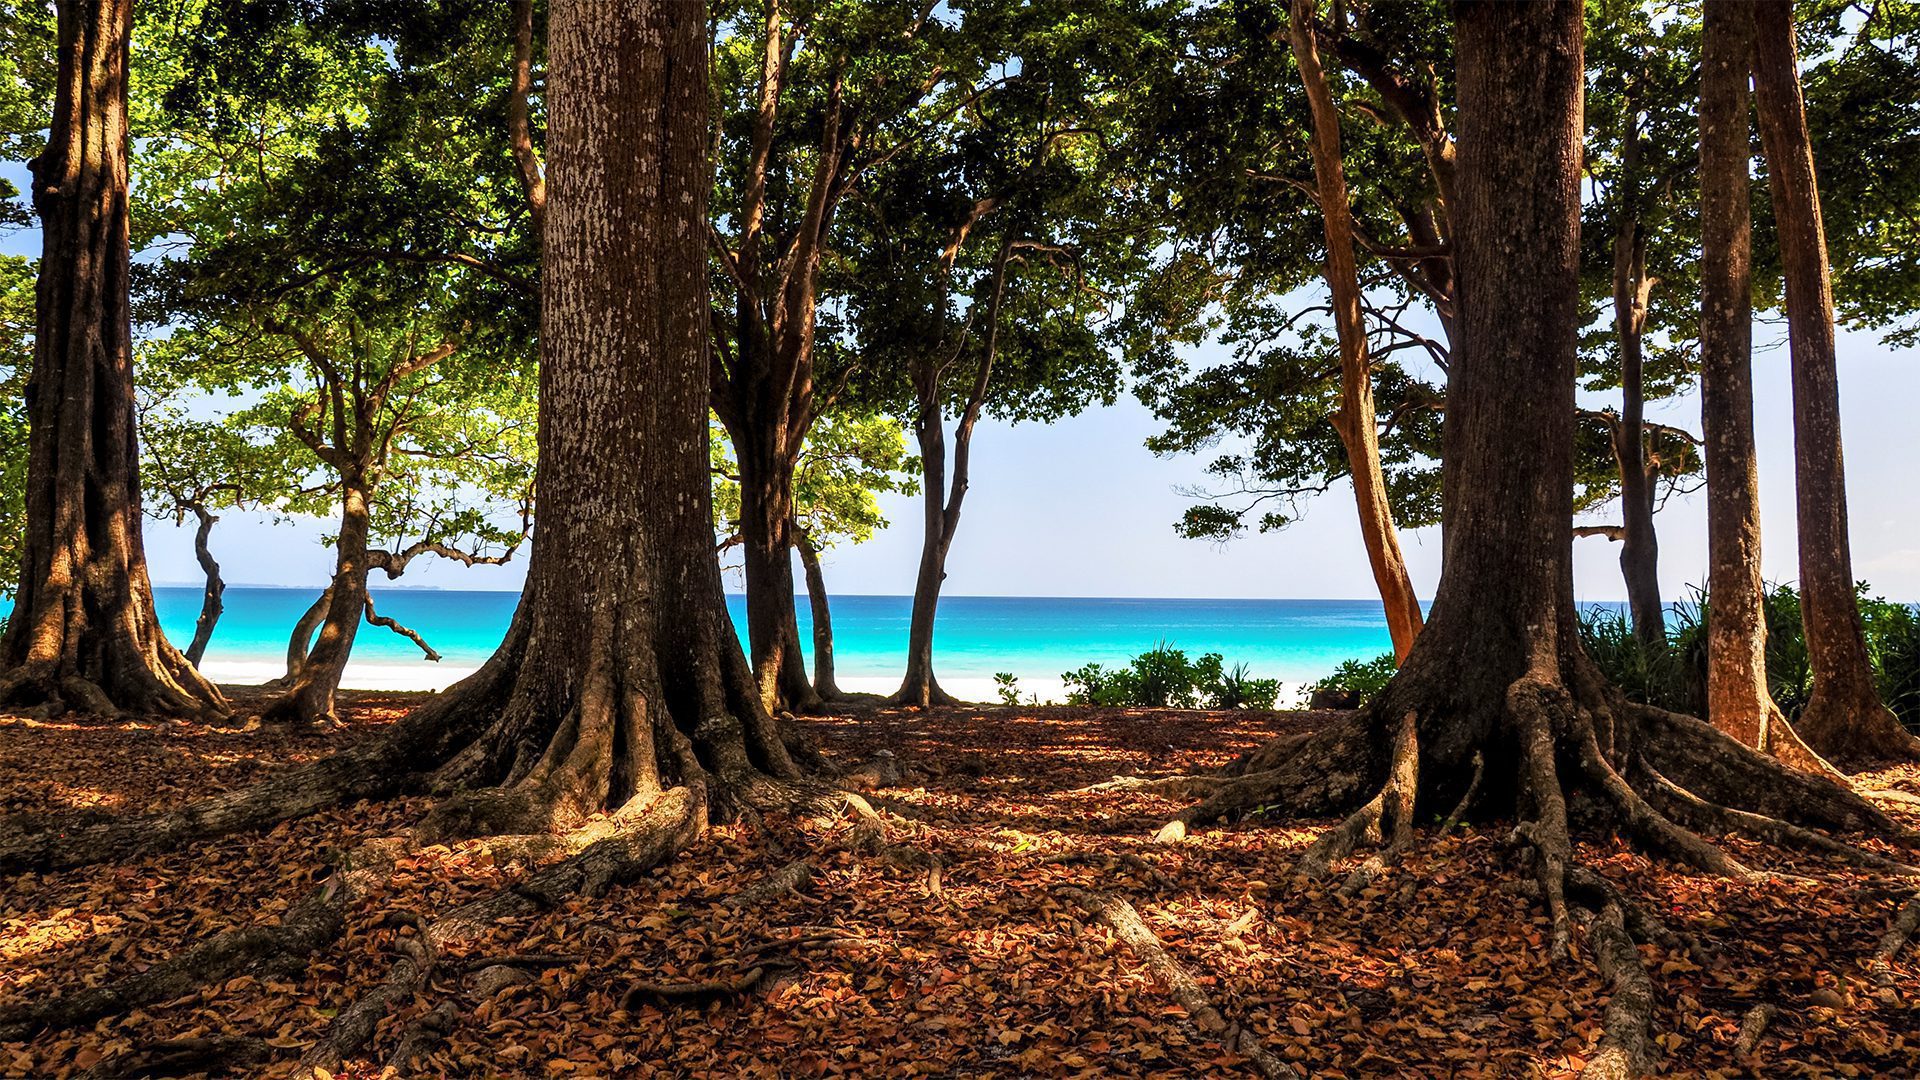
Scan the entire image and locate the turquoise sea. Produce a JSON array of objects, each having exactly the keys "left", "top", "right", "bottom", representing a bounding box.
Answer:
[{"left": 154, "top": 586, "right": 1434, "bottom": 697}]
